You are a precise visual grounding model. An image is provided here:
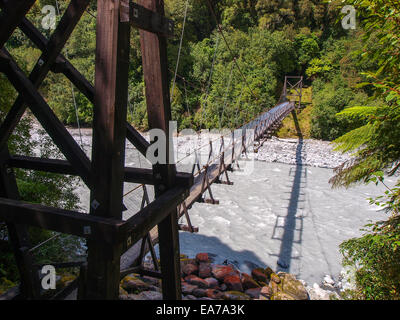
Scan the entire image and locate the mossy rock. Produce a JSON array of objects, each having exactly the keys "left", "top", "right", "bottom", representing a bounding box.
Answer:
[
  {"left": 222, "top": 291, "right": 251, "bottom": 300},
  {"left": 271, "top": 291, "right": 296, "bottom": 300},
  {"left": 281, "top": 277, "right": 308, "bottom": 300},
  {"left": 264, "top": 267, "right": 273, "bottom": 277}
]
